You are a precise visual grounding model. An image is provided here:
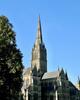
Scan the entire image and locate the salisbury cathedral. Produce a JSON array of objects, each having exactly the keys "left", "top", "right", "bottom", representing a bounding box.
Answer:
[{"left": 22, "top": 17, "right": 80, "bottom": 100}]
